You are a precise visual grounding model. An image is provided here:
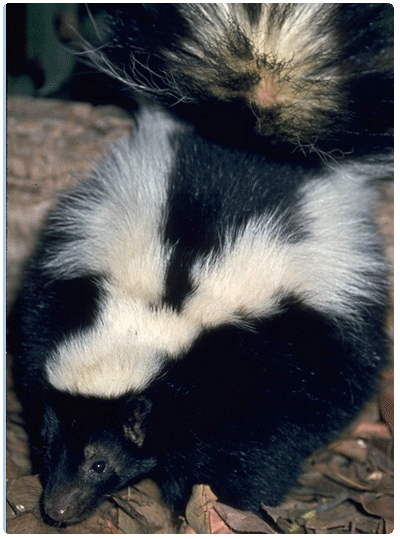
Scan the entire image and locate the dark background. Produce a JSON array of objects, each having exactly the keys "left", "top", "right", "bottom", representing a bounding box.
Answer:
[{"left": 6, "top": 3, "right": 135, "bottom": 109}]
